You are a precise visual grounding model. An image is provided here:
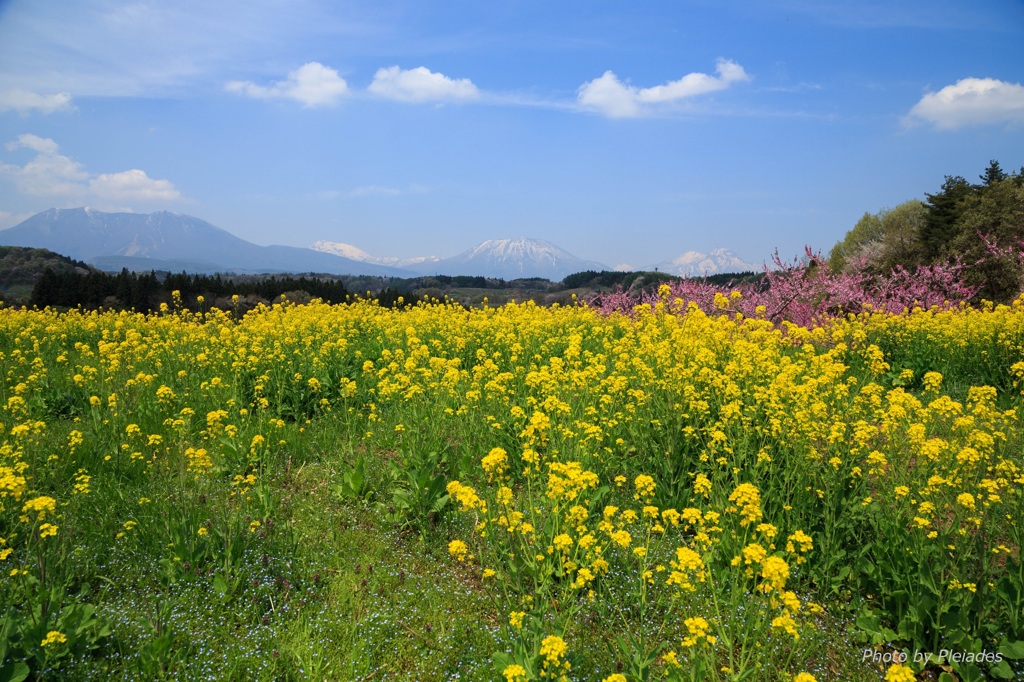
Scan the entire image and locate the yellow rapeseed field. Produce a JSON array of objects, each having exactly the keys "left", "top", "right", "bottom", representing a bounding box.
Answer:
[{"left": 0, "top": 294, "right": 1021, "bottom": 680}]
